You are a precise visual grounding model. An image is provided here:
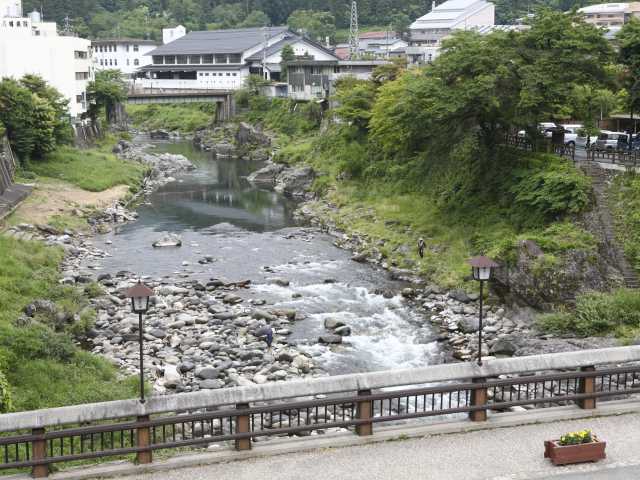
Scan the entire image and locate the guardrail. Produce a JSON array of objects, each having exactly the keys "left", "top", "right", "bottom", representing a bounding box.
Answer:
[
  {"left": 2, "top": 346, "right": 640, "bottom": 477},
  {"left": 587, "top": 148, "right": 640, "bottom": 167},
  {"left": 504, "top": 135, "right": 575, "bottom": 161}
]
